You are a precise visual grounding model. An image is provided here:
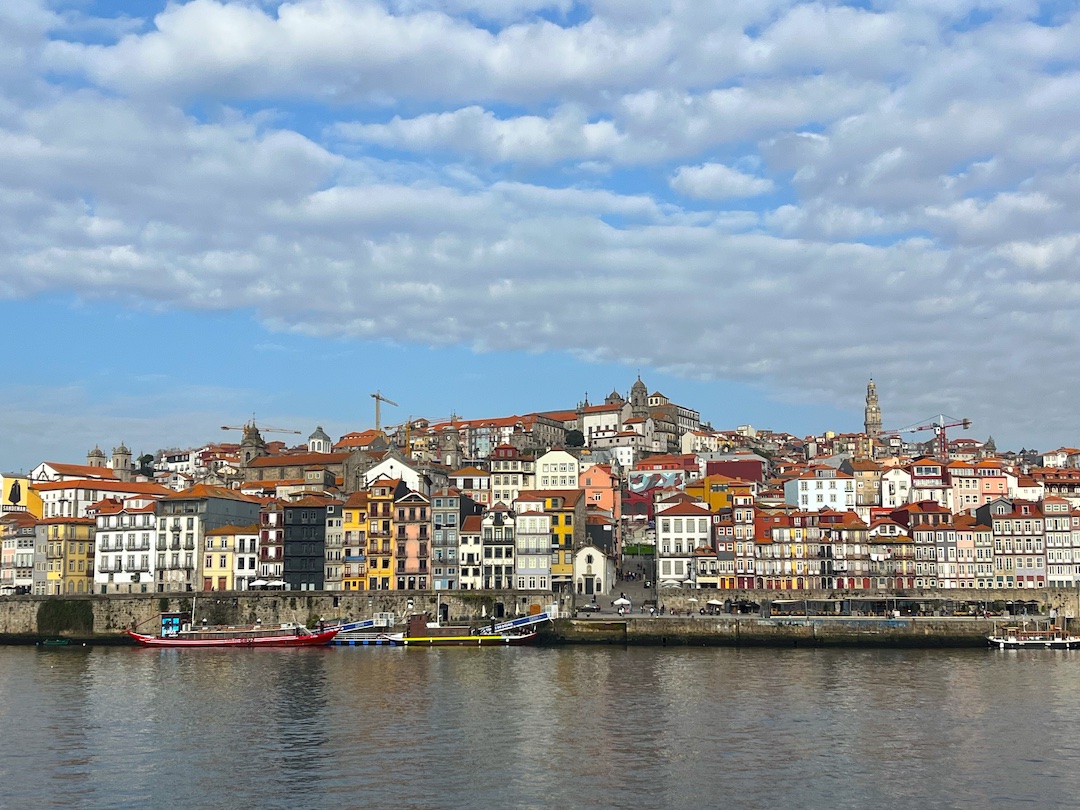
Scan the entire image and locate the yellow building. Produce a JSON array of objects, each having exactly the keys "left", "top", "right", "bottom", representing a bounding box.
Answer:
[
  {"left": 686, "top": 473, "right": 739, "bottom": 512},
  {"left": 41, "top": 517, "right": 95, "bottom": 594},
  {"left": 202, "top": 525, "right": 244, "bottom": 591},
  {"left": 342, "top": 491, "right": 369, "bottom": 591},
  {"left": 367, "top": 479, "right": 406, "bottom": 591}
]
